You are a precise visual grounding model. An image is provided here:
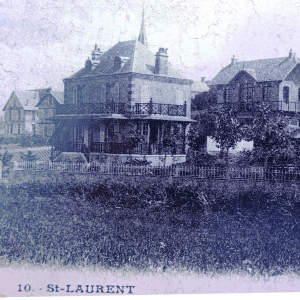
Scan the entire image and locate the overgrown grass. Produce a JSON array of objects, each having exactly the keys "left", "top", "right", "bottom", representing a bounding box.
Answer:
[{"left": 1, "top": 176, "right": 300, "bottom": 276}]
